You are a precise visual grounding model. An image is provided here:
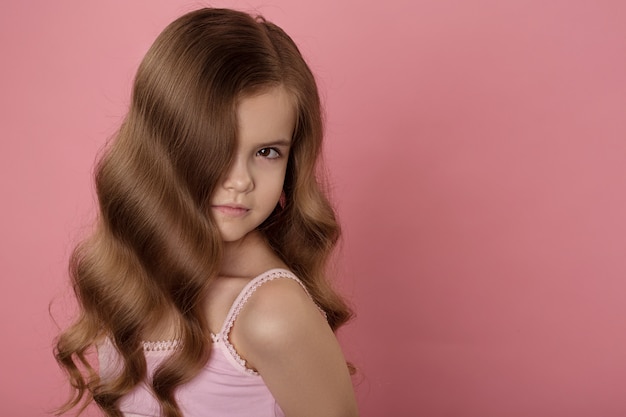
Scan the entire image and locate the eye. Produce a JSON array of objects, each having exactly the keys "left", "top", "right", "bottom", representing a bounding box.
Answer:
[{"left": 257, "top": 147, "right": 281, "bottom": 159}]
